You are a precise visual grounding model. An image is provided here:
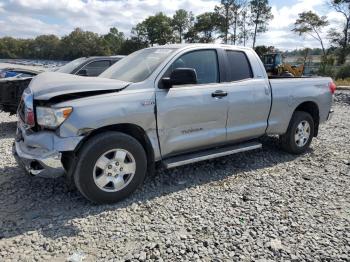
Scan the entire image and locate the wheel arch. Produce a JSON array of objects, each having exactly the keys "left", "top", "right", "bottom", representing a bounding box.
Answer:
[
  {"left": 294, "top": 101, "right": 320, "bottom": 137},
  {"left": 63, "top": 123, "right": 155, "bottom": 182}
]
